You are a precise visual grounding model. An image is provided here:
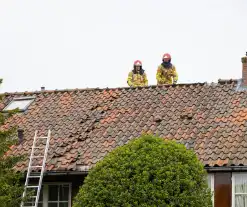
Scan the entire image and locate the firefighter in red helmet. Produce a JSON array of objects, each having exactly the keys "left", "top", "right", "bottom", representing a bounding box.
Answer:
[
  {"left": 127, "top": 60, "right": 148, "bottom": 87},
  {"left": 156, "top": 53, "right": 178, "bottom": 85}
]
